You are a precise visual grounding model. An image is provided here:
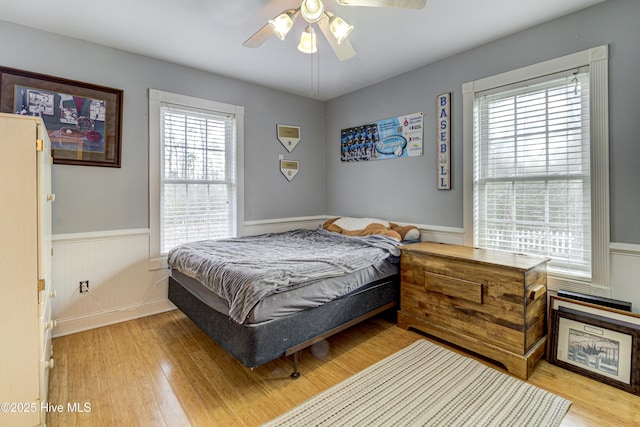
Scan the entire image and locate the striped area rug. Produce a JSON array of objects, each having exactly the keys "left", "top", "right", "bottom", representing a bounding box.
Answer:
[{"left": 262, "top": 339, "right": 571, "bottom": 427}]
